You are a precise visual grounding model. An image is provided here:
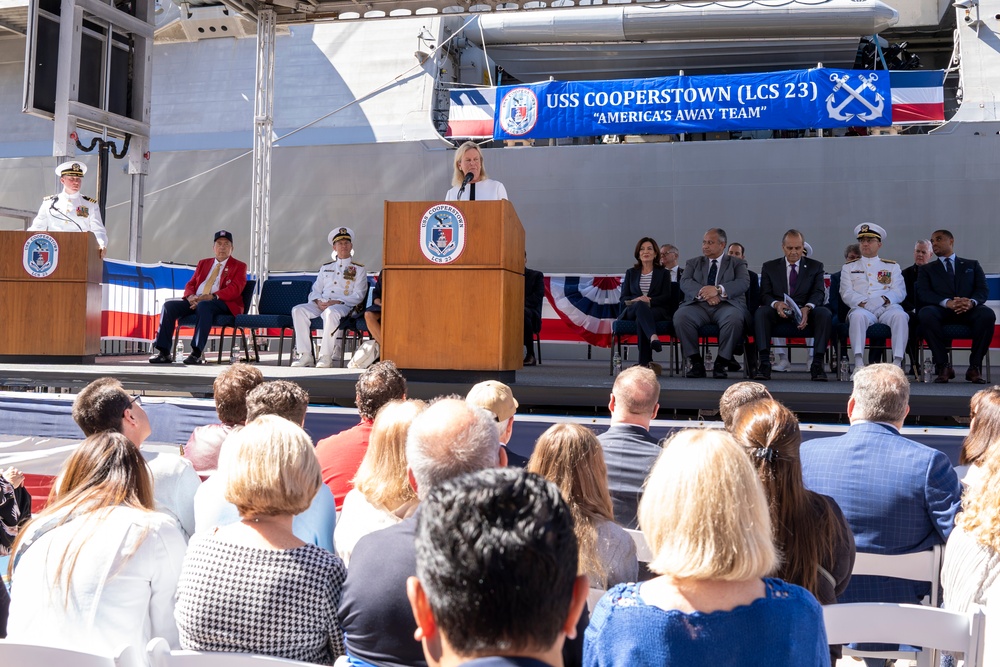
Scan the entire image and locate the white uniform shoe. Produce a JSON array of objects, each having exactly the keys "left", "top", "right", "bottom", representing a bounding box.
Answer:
[
  {"left": 291, "top": 354, "right": 315, "bottom": 368},
  {"left": 772, "top": 357, "right": 791, "bottom": 372},
  {"left": 316, "top": 355, "right": 335, "bottom": 368}
]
